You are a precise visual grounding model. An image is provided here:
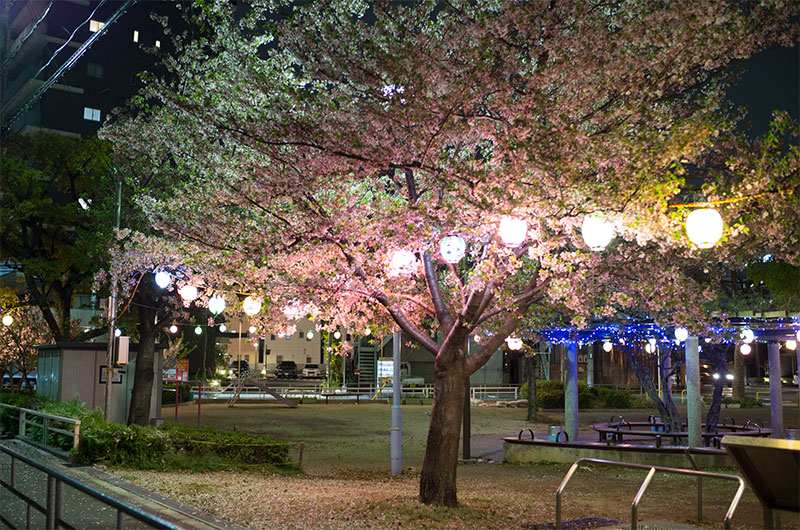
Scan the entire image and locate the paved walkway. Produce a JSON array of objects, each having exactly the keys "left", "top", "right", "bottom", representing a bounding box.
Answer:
[{"left": 0, "top": 439, "right": 244, "bottom": 529}]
